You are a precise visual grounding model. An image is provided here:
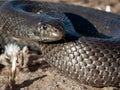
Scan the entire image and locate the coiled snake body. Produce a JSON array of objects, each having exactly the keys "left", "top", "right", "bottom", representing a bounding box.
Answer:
[{"left": 0, "top": 1, "right": 120, "bottom": 88}]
